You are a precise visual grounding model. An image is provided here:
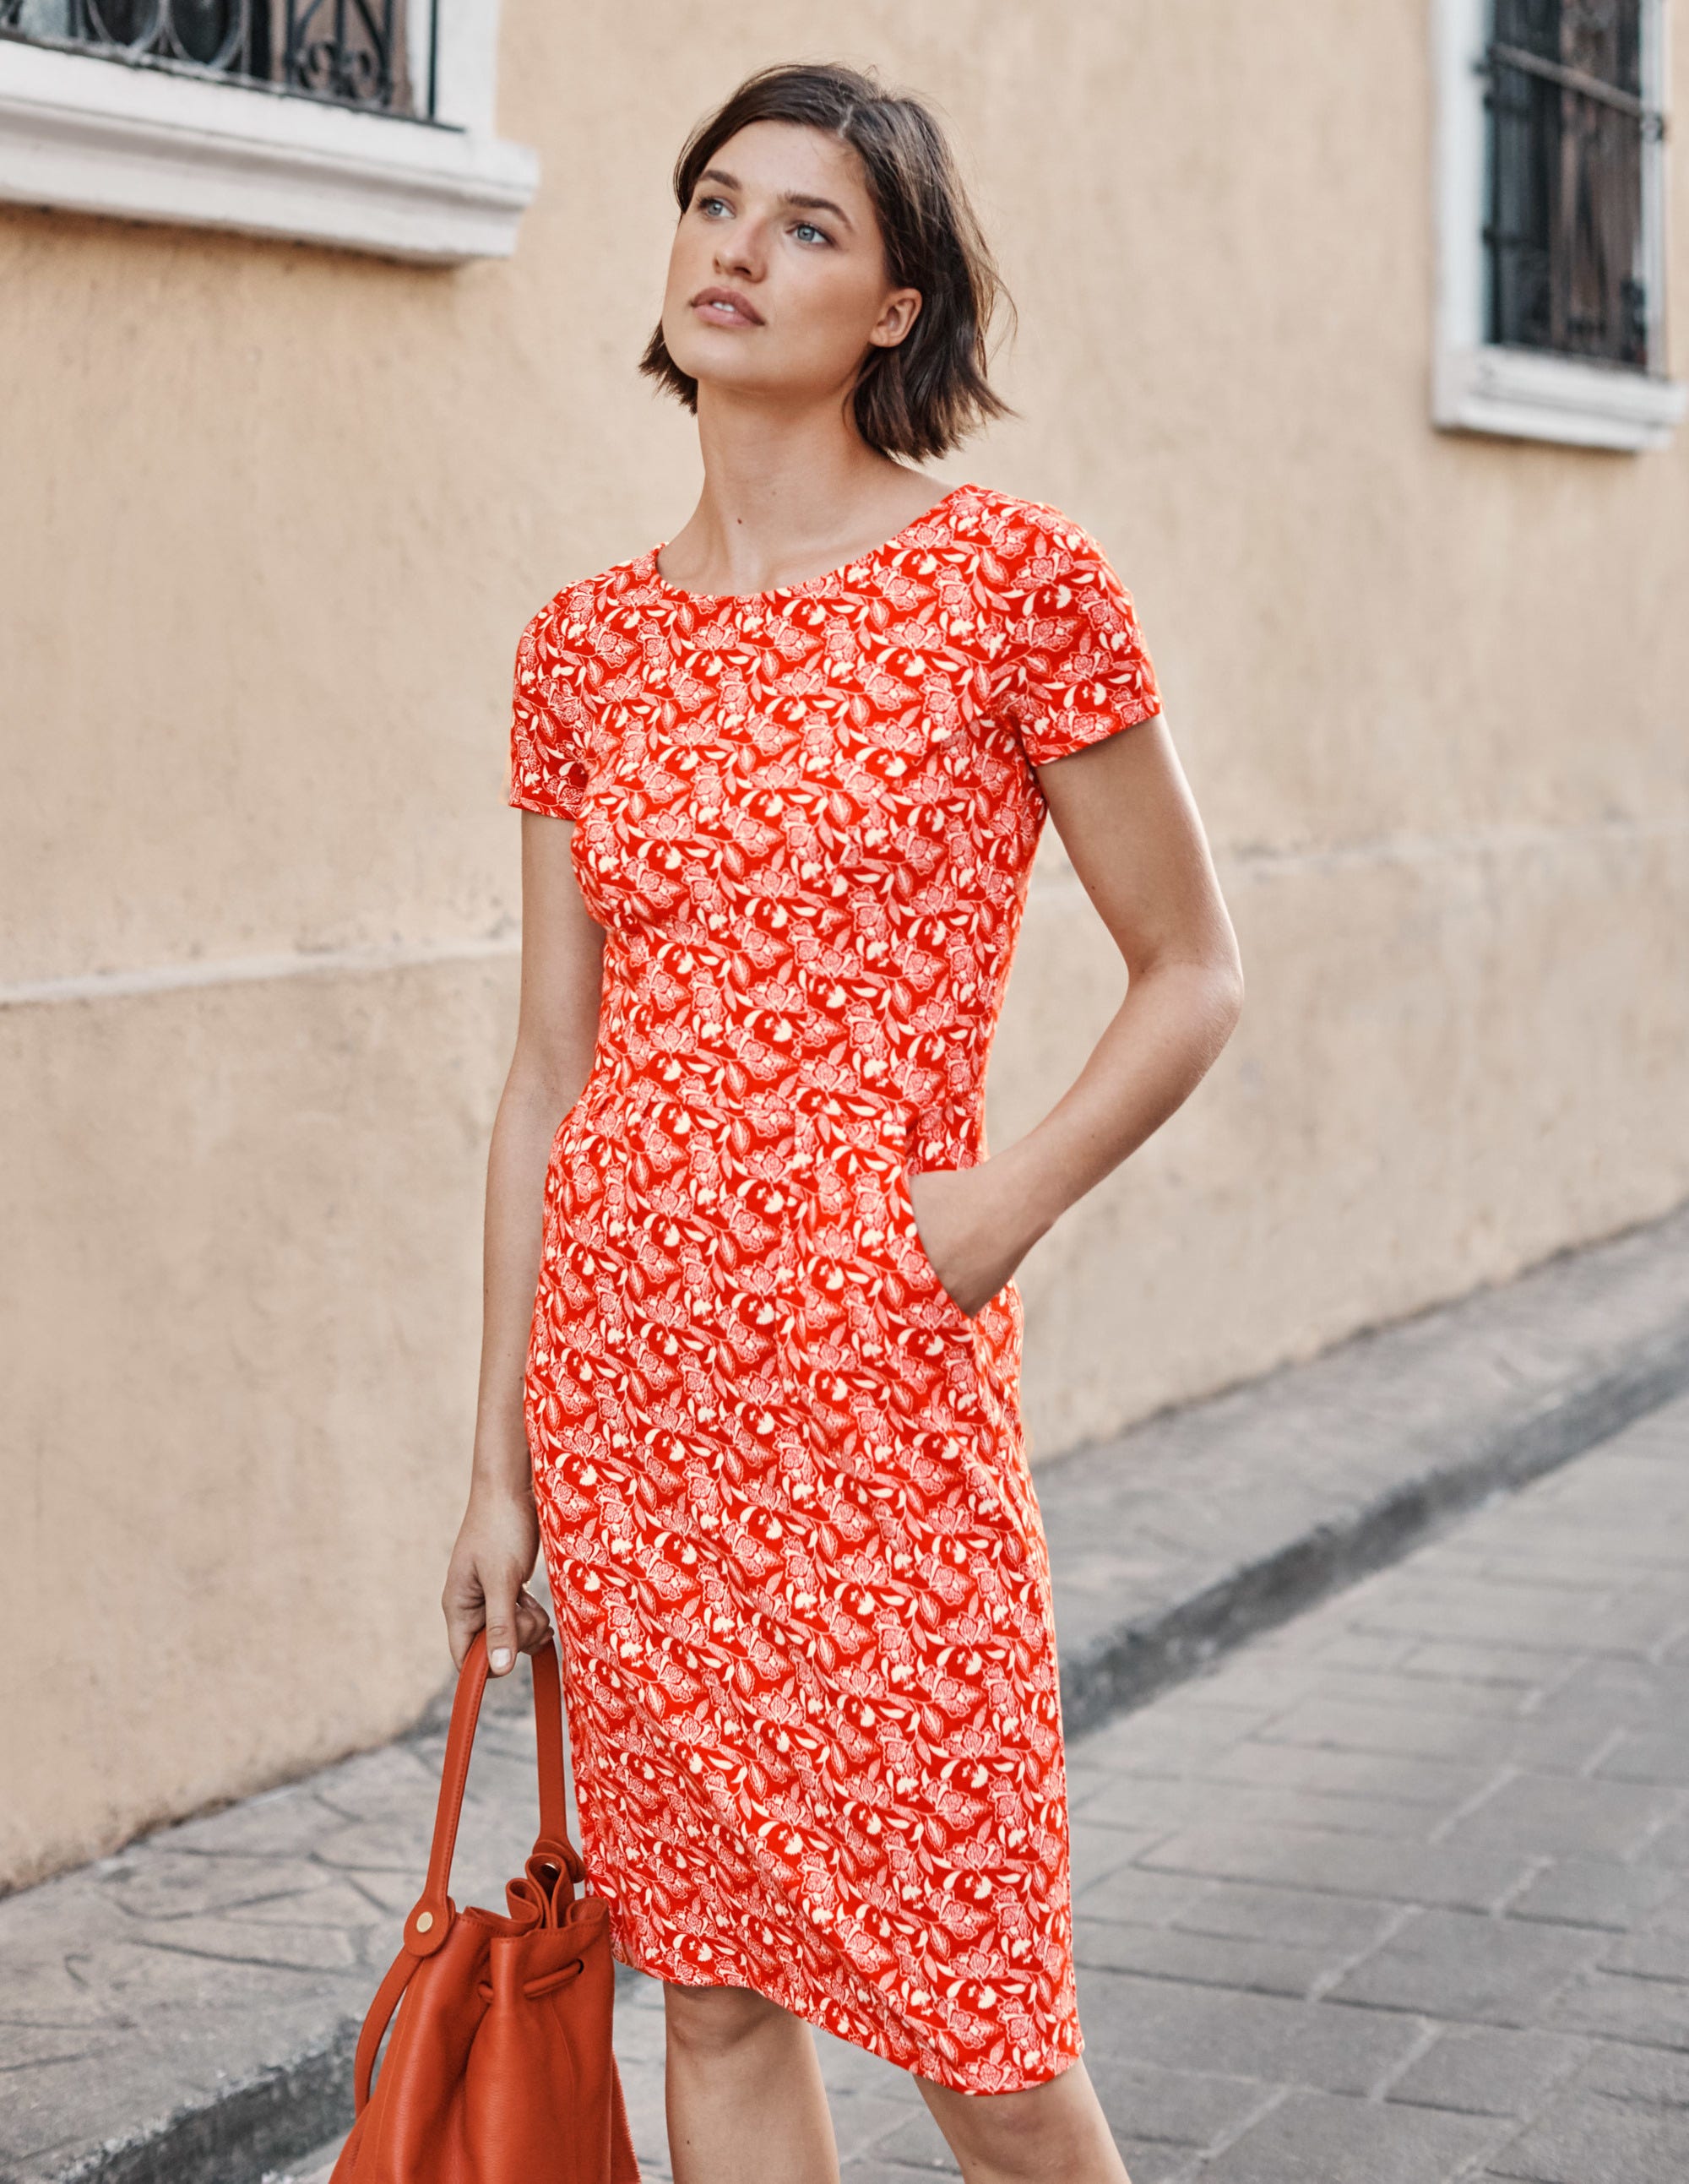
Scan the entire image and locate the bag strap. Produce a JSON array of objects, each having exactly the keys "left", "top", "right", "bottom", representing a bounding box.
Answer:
[
  {"left": 353, "top": 1630, "right": 578, "bottom": 2111},
  {"left": 402, "top": 1630, "right": 574, "bottom": 1956}
]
